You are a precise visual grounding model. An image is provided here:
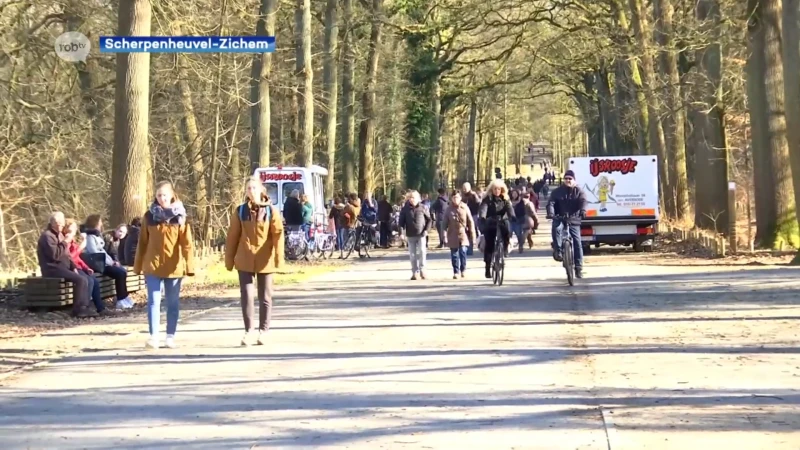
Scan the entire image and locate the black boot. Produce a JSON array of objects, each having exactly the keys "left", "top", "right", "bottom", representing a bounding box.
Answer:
[{"left": 485, "top": 264, "right": 492, "bottom": 279}]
